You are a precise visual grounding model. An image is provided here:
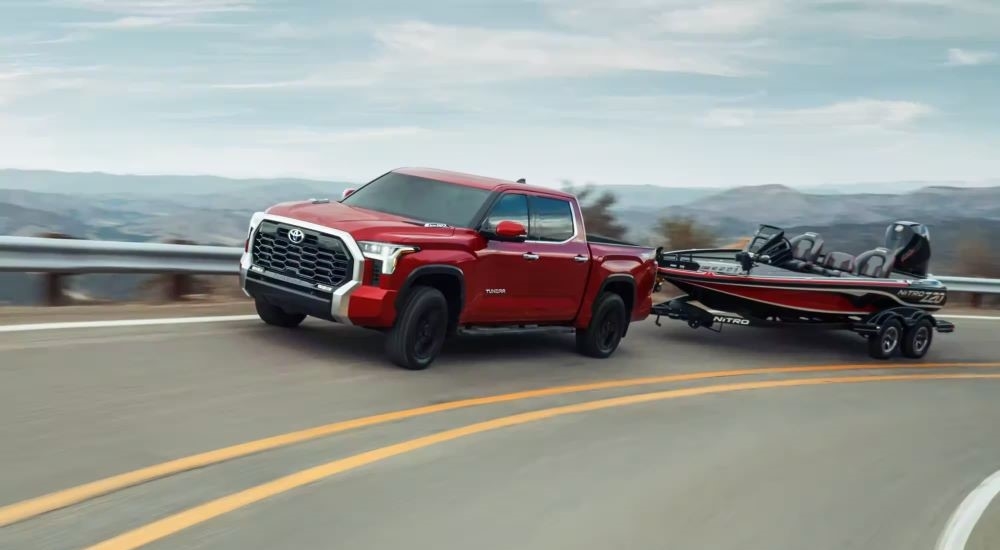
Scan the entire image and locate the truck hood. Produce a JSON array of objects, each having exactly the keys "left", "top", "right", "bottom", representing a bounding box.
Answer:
[{"left": 264, "top": 200, "right": 460, "bottom": 242}]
